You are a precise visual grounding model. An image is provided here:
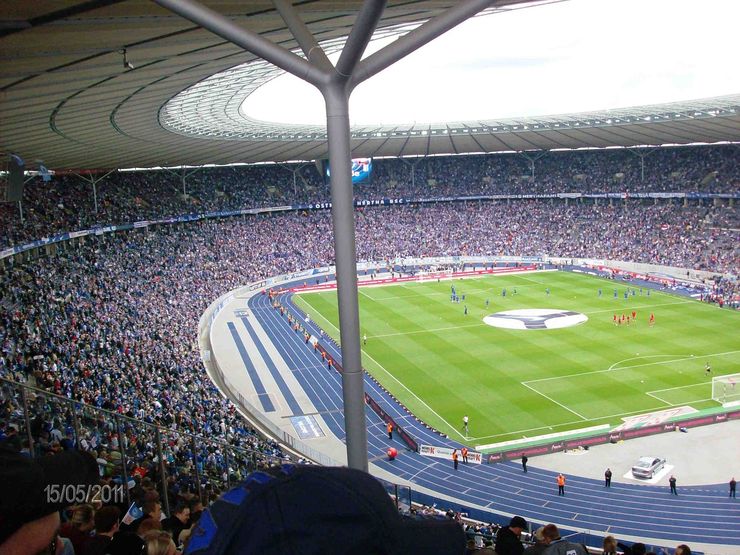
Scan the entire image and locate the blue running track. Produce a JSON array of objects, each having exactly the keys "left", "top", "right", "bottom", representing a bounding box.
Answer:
[{"left": 224, "top": 287, "right": 740, "bottom": 550}]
